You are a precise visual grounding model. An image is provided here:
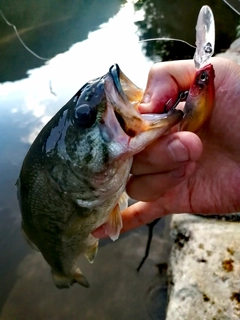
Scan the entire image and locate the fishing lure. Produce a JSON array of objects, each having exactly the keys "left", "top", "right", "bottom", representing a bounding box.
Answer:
[
  {"left": 137, "top": 5, "right": 216, "bottom": 272},
  {"left": 179, "top": 5, "right": 215, "bottom": 132}
]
